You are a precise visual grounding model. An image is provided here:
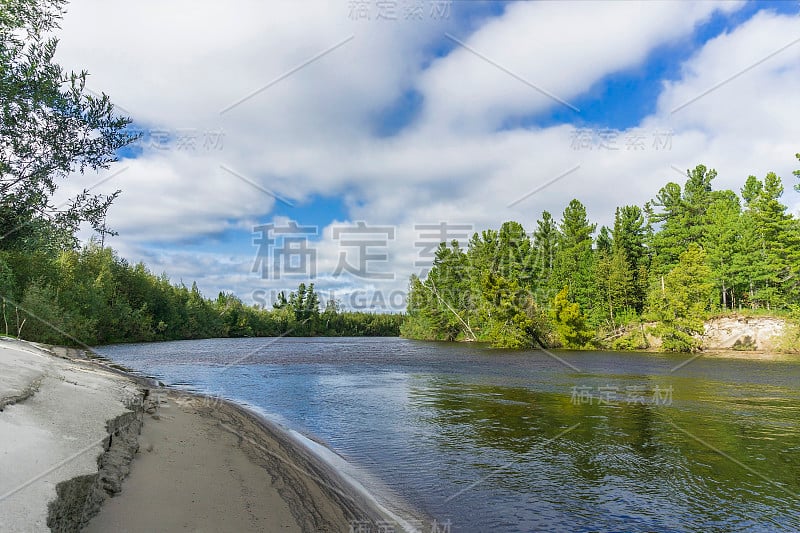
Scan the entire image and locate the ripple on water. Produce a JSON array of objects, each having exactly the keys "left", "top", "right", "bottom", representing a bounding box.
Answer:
[{"left": 96, "top": 338, "right": 800, "bottom": 532}]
